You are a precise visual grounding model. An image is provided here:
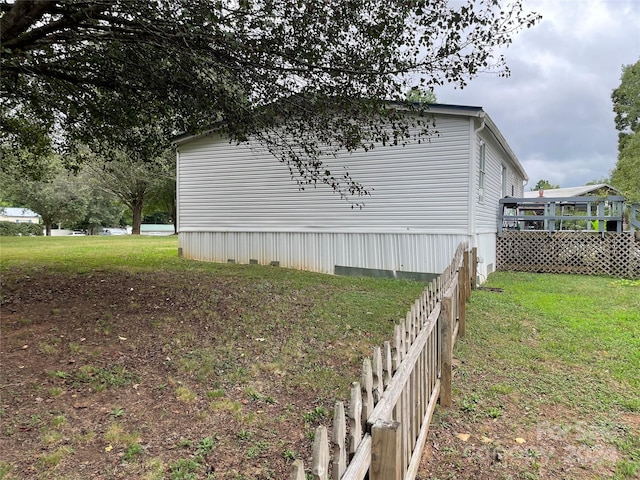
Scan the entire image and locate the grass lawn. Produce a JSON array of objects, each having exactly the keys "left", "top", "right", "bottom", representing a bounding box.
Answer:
[
  {"left": 420, "top": 272, "right": 640, "bottom": 480},
  {"left": 0, "top": 236, "right": 425, "bottom": 479},
  {"left": 1, "top": 237, "right": 638, "bottom": 480}
]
